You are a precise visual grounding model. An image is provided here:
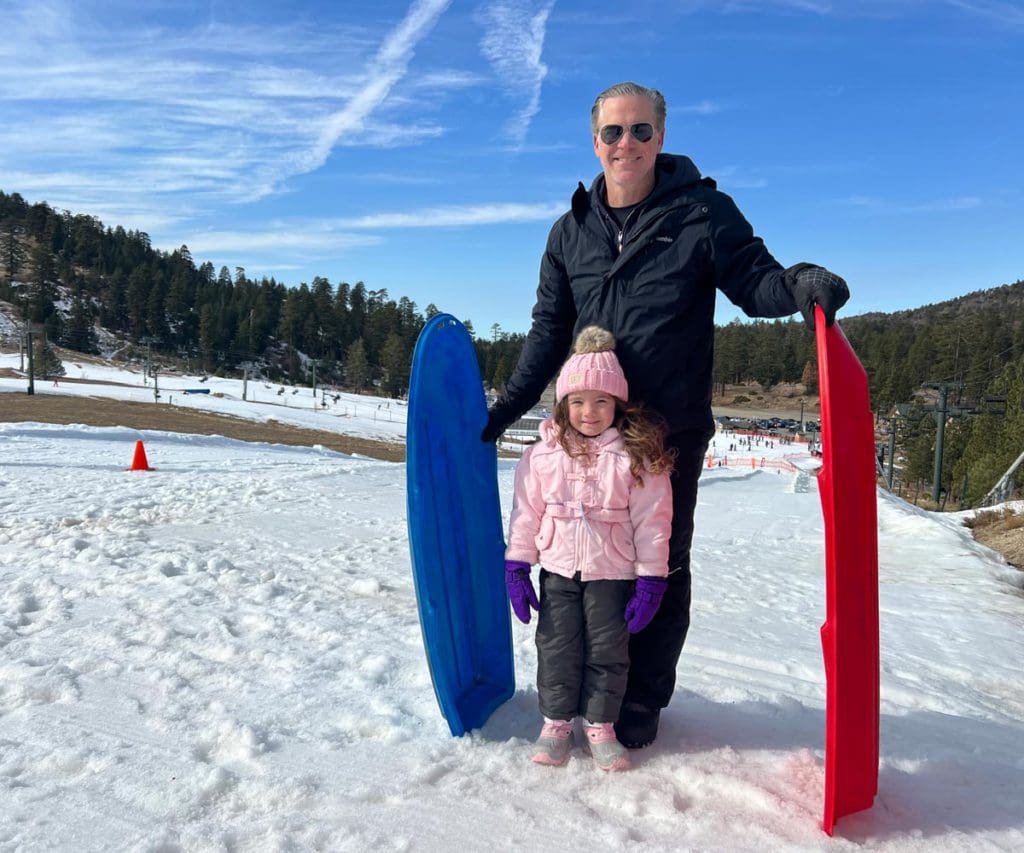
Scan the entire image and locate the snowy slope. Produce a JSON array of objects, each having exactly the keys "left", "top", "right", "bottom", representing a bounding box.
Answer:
[
  {"left": 0, "top": 353, "right": 407, "bottom": 443},
  {"left": 1, "top": 422, "right": 1022, "bottom": 851}
]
